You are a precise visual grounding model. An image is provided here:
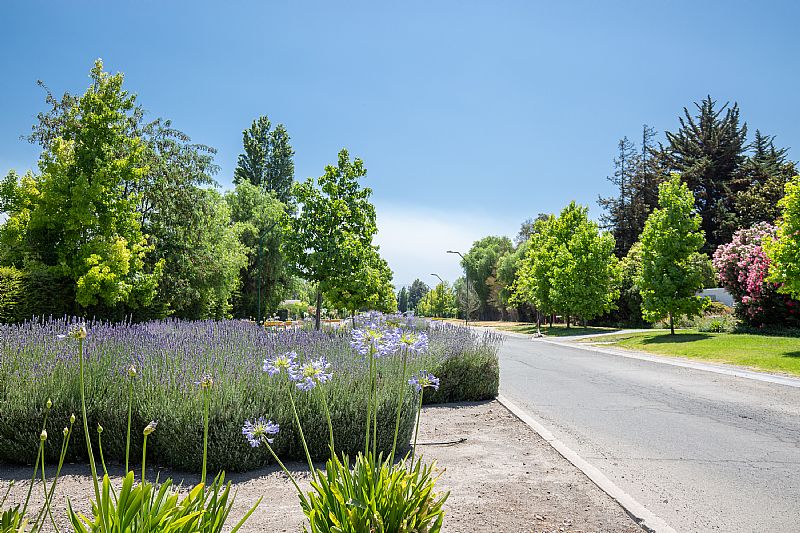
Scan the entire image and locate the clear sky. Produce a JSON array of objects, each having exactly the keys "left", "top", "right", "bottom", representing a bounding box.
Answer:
[{"left": 1, "top": 1, "right": 798, "bottom": 288}]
